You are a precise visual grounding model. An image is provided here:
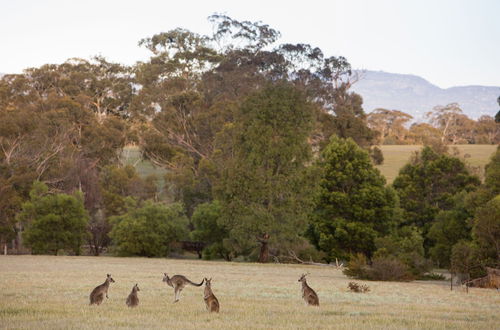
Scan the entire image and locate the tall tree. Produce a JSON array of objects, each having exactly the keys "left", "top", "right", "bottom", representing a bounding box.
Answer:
[
  {"left": 216, "top": 83, "right": 316, "bottom": 258},
  {"left": 367, "top": 108, "right": 413, "bottom": 144},
  {"left": 426, "top": 103, "right": 473, "bottom": 144},
  {"left": 393, "top": 146, "right": 480, "bottom": 253},
  {"left": 474, "top": 115, "right": 499, "bottom": 144},
  {"left": 135, "top": 15, "right": 375, "bottom": 216},
  {"left": 307, "top": 137, "right": 397, "bottom": 261}
]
